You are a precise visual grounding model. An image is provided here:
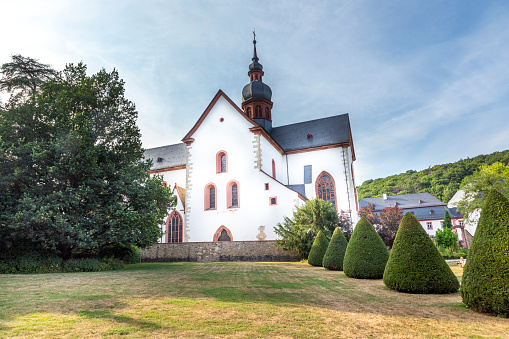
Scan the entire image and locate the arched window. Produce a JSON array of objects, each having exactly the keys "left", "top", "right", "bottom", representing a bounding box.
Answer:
[
  {"left": 204, "top": 183, "right": 217, "bottom": 210},
  {"left": 227, "top": 180, "right": 240, "bottom": 209},
  {"left": 255, "top": 105, "right": 262, "bottom": 118},
  {"left": 316, "top": 171, "right": 337, "bottom": 210},
  {"left": 272, "top": 159, "right": 276, "bottom": 179},
  {"left": 246, "top": 107, "right": 252, "bottom": 117},
  {"left": 216, "top": 151, "right": 227, "bottom": 173},
  {"left": 265, "top": 107, "right": 269, "bottom": 119},
  {"left": 166, "top": 211, "right": 183, "bottom": 243},
  {"left": 213, "top": 226, "right": 233, "bottom": 242}
]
